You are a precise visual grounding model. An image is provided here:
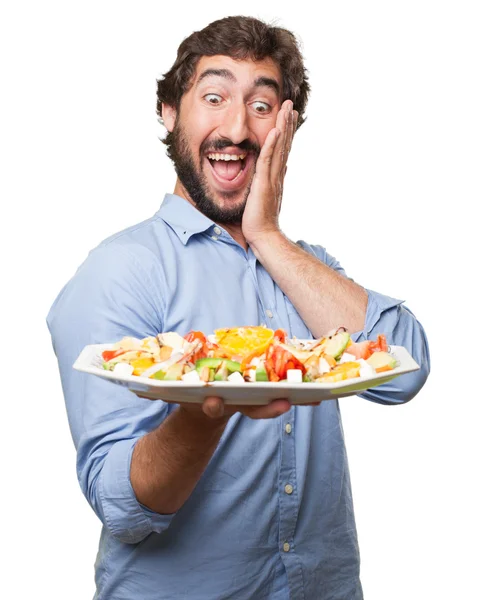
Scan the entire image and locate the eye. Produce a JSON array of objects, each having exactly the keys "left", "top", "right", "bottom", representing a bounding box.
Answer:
[
  {"left": 251, "top": 101, "right": 271, "bottom": 114},
  {"left": 204, "top": 93, "right": 223, "bottom": 105}
]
